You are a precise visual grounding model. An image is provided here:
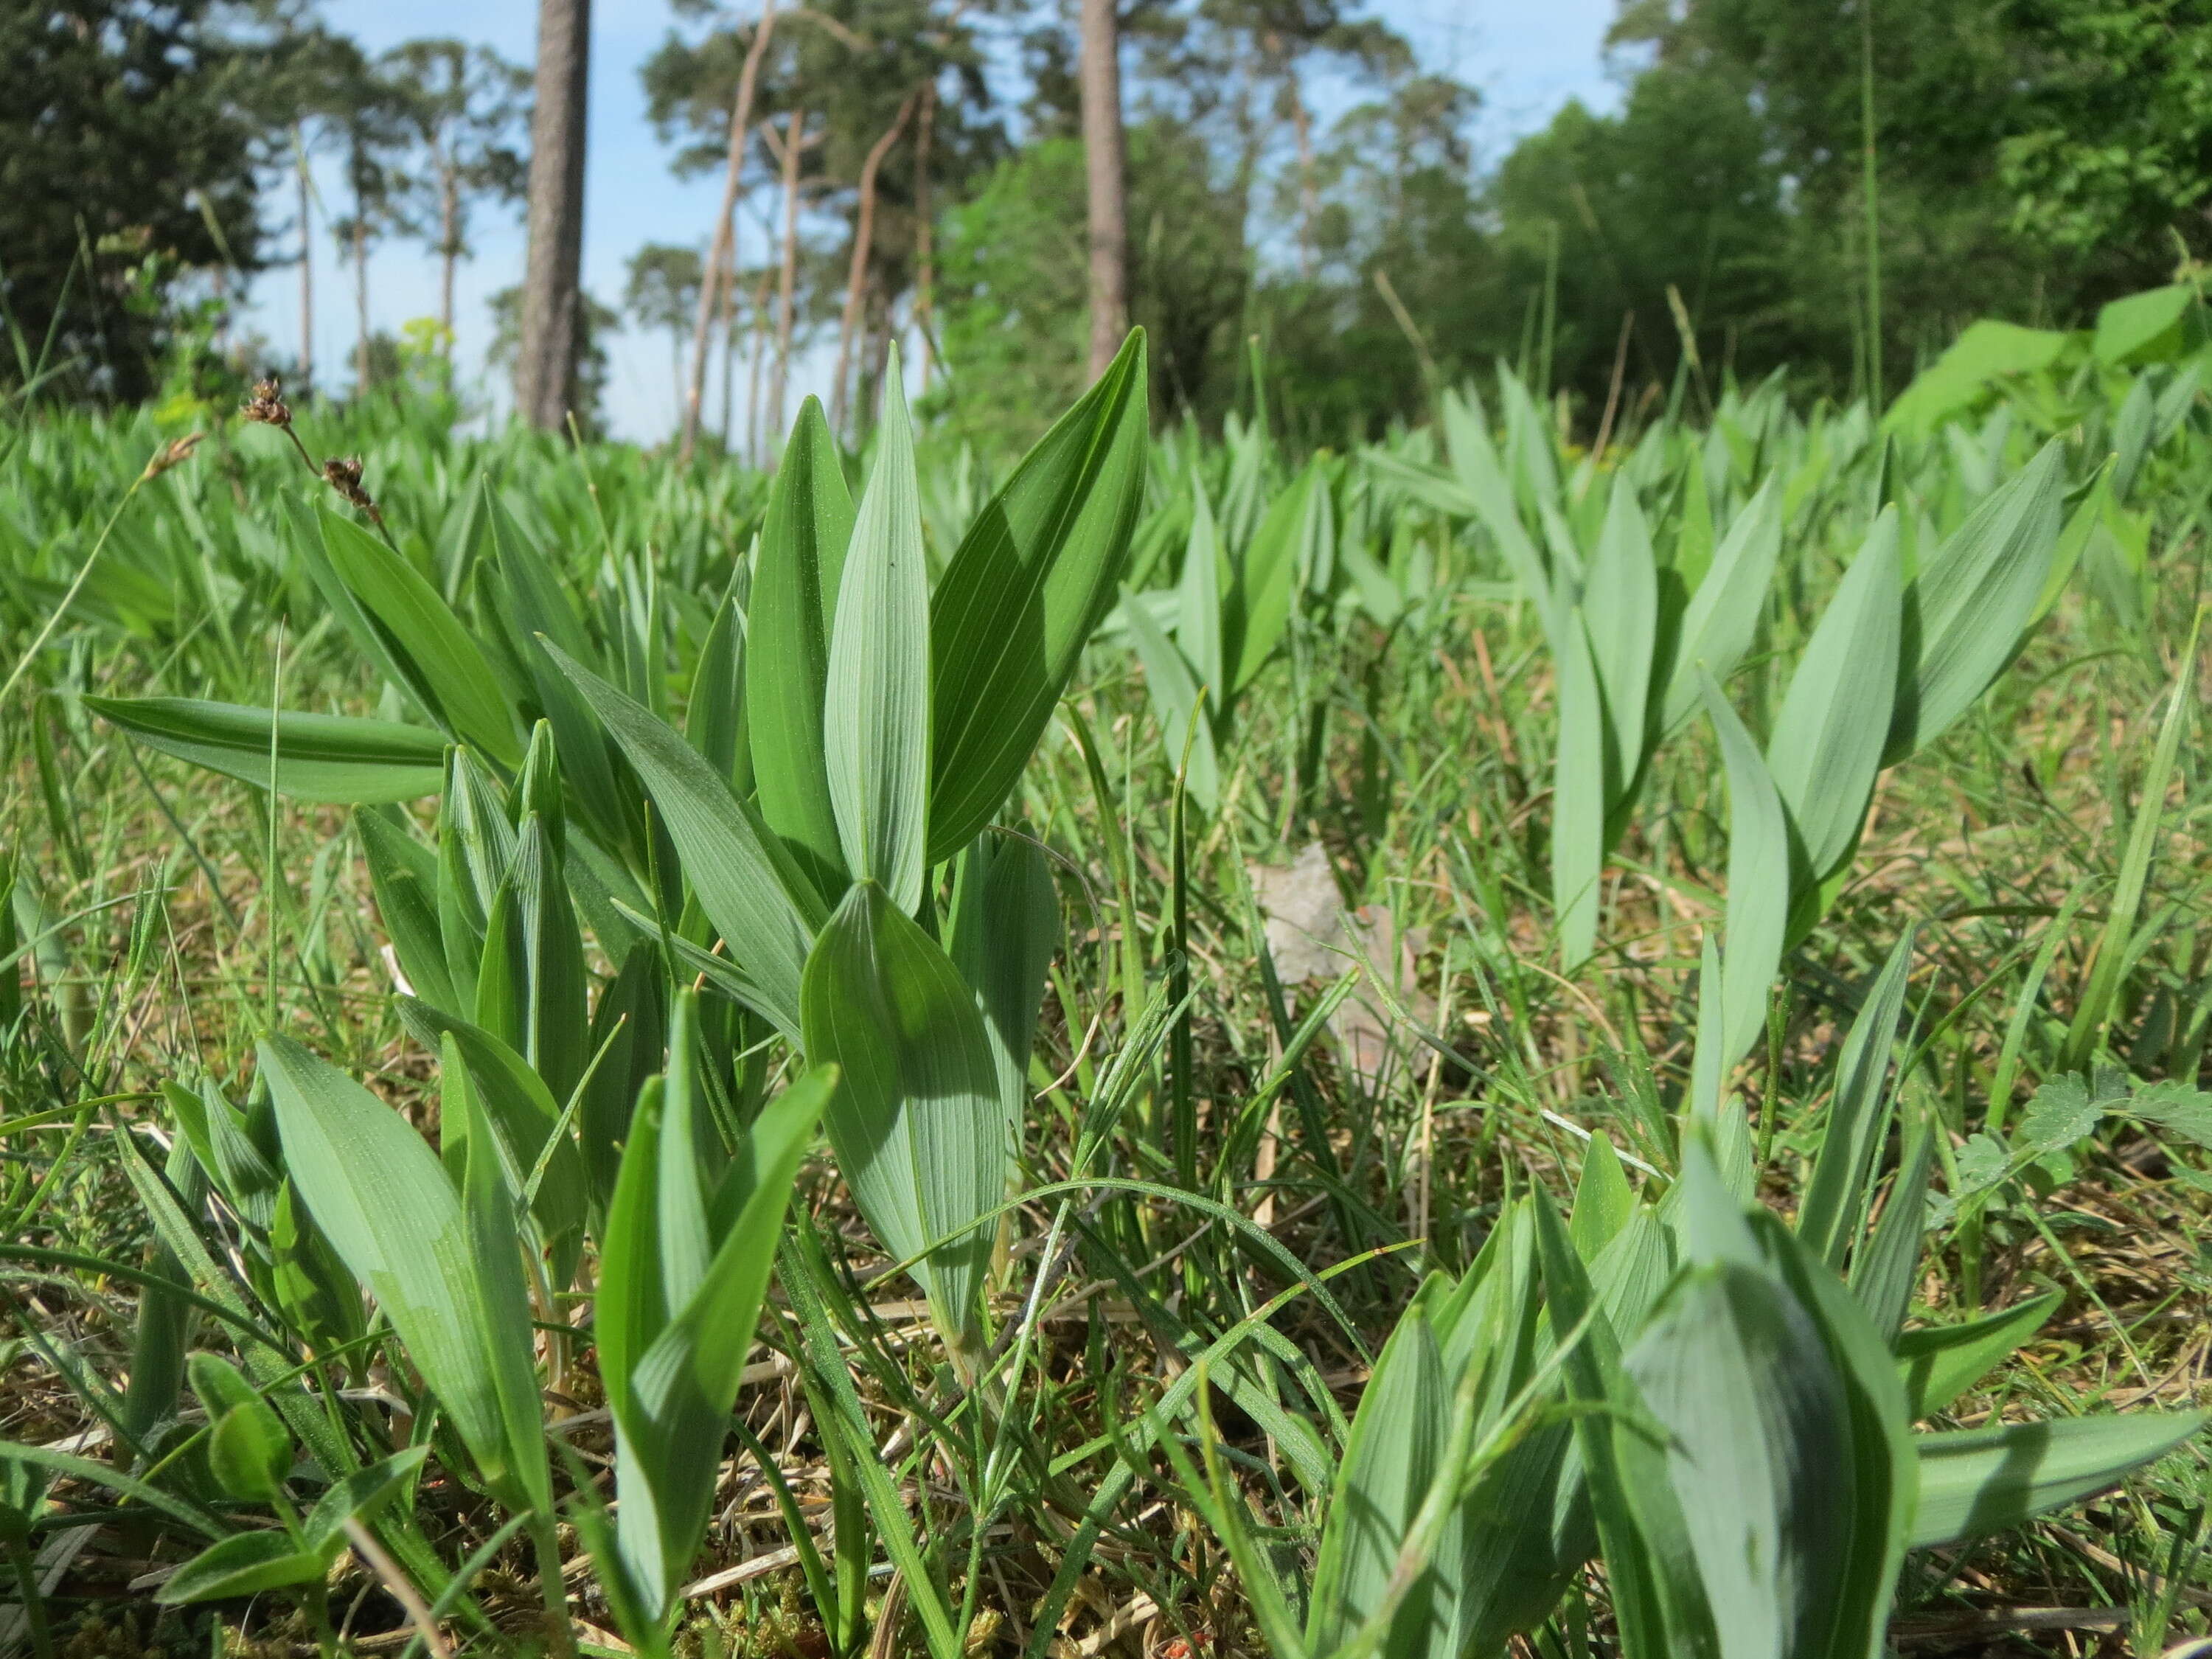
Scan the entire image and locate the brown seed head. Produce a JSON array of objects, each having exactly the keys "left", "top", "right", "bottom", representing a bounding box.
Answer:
[
  {"left": 241, "top": 377, "right": 291, "bottom": 428},
  {"left": 141, "top": 432, "right": 204, "bottom": 481},
  {"left": 322, "top": 456, "right": 370, "bottom": 507},
  {"left": 321, "top": 455, "right": 384, "bottom": 523}
]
